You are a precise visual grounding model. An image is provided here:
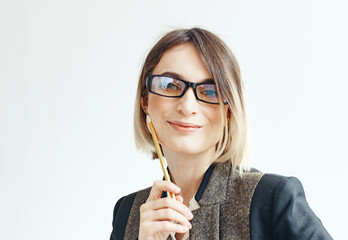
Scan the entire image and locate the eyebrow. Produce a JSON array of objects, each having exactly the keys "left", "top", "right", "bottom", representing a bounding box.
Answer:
[{"left": 159, "top": 71, "right": 215, "bottom": 83}]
